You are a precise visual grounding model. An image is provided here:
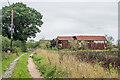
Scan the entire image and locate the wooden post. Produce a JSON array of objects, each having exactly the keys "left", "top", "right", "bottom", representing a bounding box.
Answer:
[{"left": 10, "top": 9, "right": 13, "bottom": 48}]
